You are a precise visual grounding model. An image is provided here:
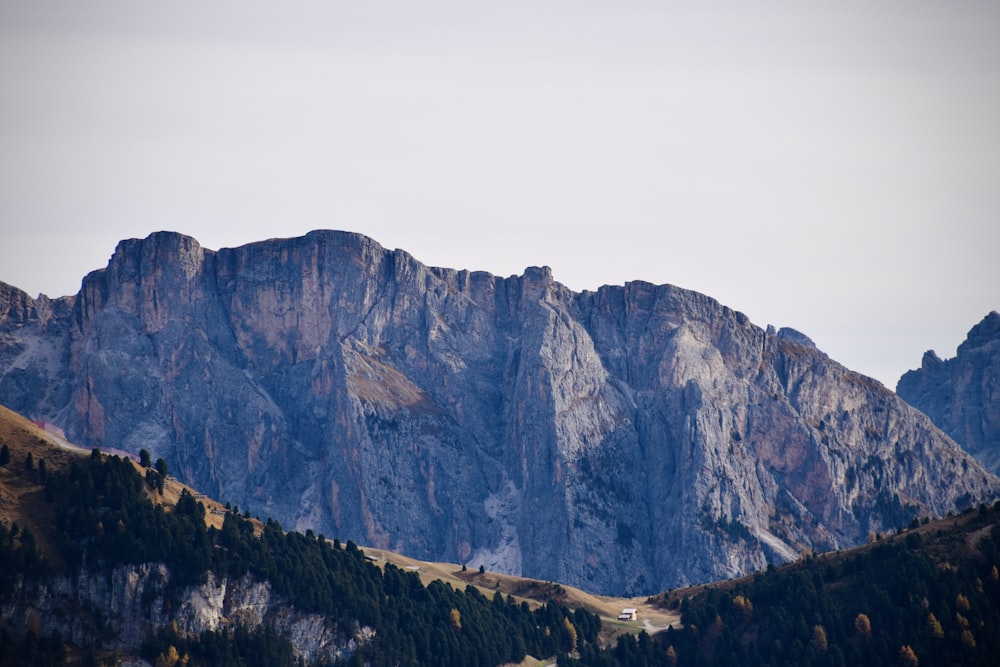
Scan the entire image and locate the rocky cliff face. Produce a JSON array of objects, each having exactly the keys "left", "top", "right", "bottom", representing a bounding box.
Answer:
[
  {"left": 1, "top": 231, "right": 997, "bottom": 595},
  {"left": 0, "top": 563, "right": 367, "bottom": 663},
  {"left": 0, "top": 282, "right": 74, "bottom": 418},
  {"left": 897, "top": 312, "right": 1000, "bottom": 474}
]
